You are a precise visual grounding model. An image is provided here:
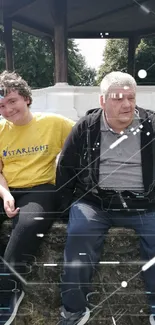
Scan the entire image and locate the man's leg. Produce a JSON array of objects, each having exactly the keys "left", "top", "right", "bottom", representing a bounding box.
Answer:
[
  {"left": 0, "top": 198, "right": 8, "bottom": 255},
  {"left": 0, "top": 198, "right": 9, "bottom": 299},
  {"left": 133, "top": 209, "right": 155, "bottom": 317},
  {"left": 4, "top": 183, "right": 55, "bottom": 272},
  {"left": 61, "top": 199, "right": 111, "bottom": 313},
  {"left": 110, "top": 208, "right": 155, "bottom": 320},
  {"left": 0, "top": 183, "right": 55, "bottom": 324}
]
